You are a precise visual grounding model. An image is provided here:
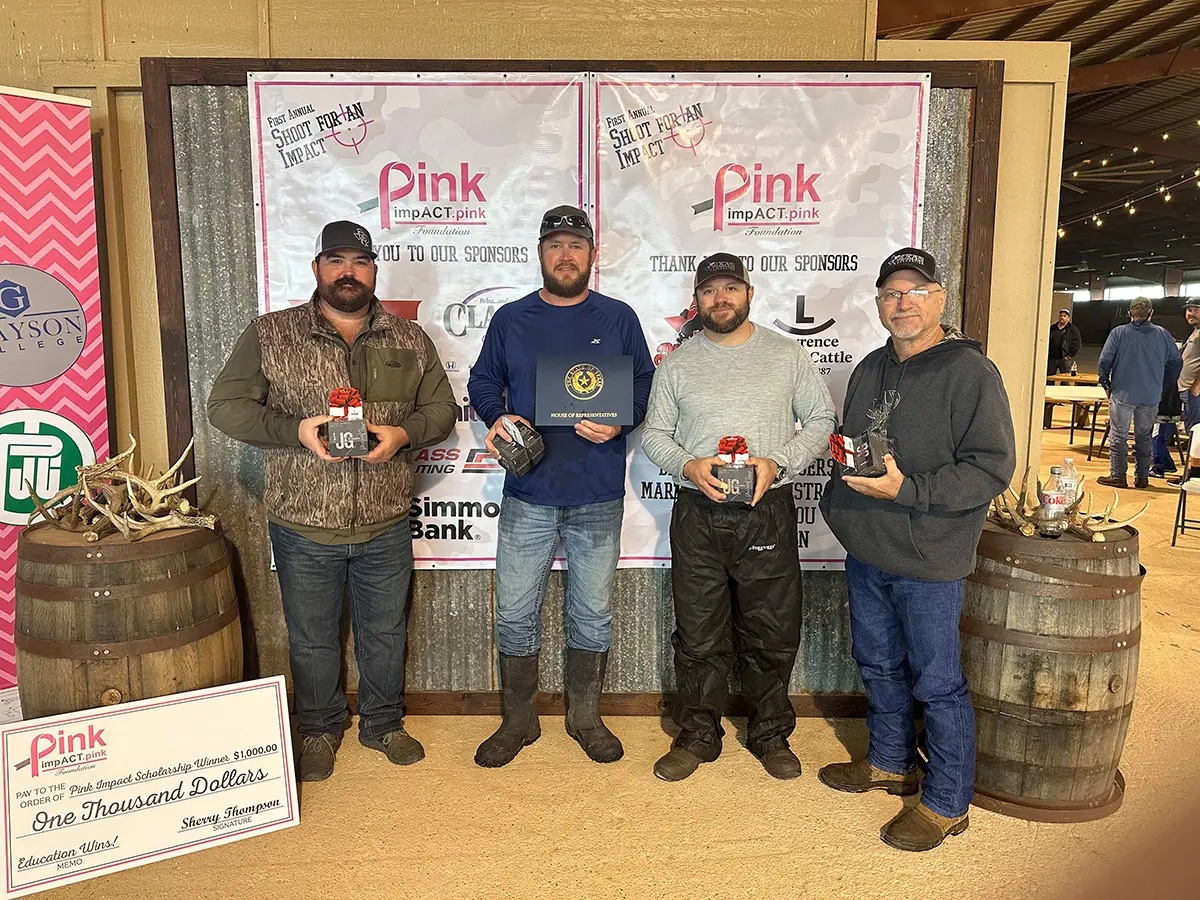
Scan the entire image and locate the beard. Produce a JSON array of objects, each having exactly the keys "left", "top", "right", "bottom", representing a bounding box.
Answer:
[
  {"left": 698, "top": 300, "right": 750, "bottom": 334},
  {"left": 541, "top": 258, "right": 591, "bottom": 298},
  {"left": 886, "top": 313, "right": 925, "bottom": 340},
  {"left": 317, "top": 276, "right": 372, "bottom": 313}
]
